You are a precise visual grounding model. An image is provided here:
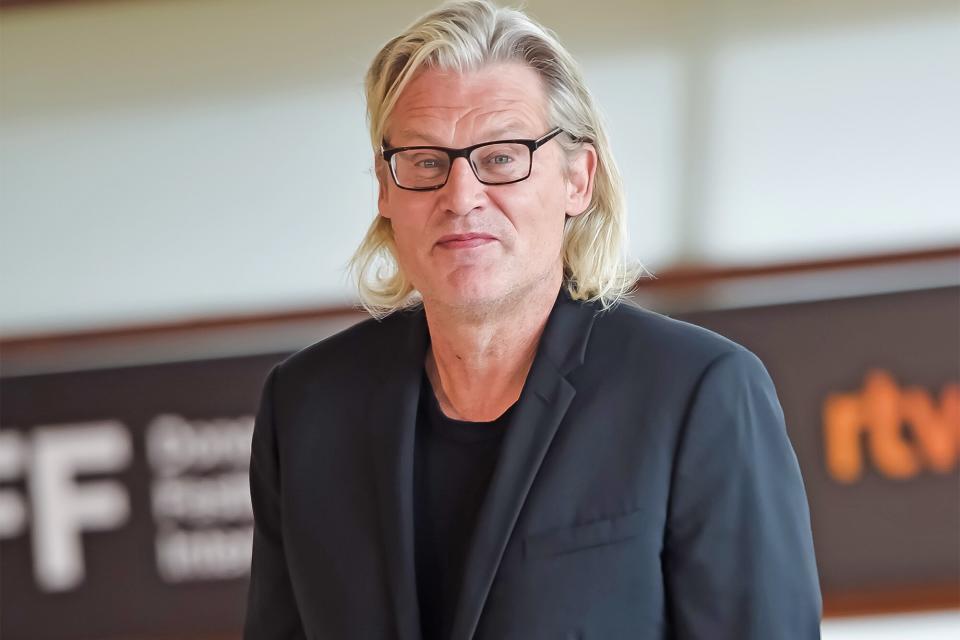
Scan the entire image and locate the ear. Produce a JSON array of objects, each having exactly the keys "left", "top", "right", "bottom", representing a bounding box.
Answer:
[
  {"left": 565, "top": 143, "right": 597, "bottom": 217},
  {"left": 375, "top": 159, "right": 393, "bottom": 219}
]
